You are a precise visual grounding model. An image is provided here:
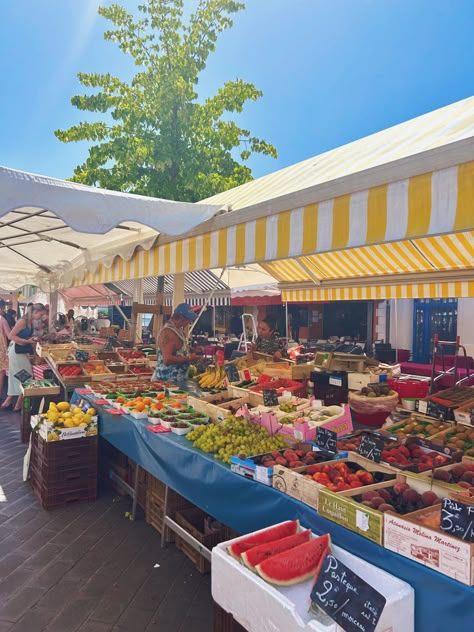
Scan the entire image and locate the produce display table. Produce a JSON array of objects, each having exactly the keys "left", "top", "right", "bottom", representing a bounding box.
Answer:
[{"left": 72, "top": 389, "right": 474, "bottom": 632}]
